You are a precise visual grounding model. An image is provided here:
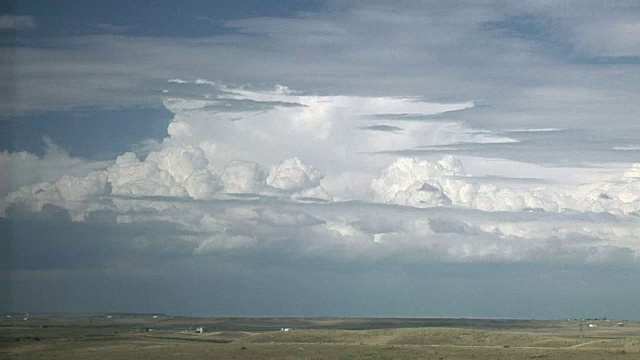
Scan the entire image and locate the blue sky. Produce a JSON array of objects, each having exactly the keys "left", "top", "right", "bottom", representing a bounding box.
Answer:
[
  {"left": 2, "top": 1, "right": 640, "bottom": 319},
  {"left": 1, "top": 107, "right": 172, "bottom": 159},
  {"left": 4, "top": 0, "right": 320, "bottom": 37}
]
